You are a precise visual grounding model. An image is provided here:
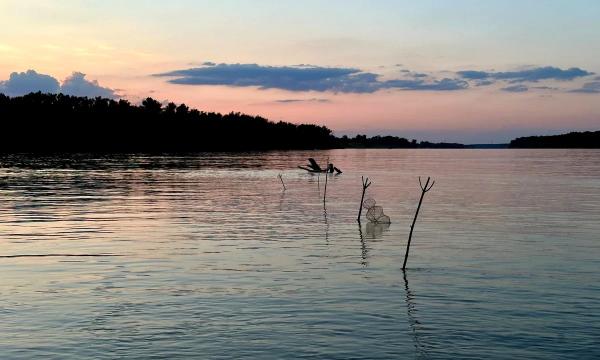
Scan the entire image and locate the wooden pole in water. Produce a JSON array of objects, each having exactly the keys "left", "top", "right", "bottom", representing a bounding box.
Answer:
[
  {"left": 357, "top": 176, "right": 372, "bottom": 222},
  {"left": 278, "top": 174, "right": 286, "bottom": 191},
  {"left": 403, "top": 176, "right": 435, "bottom": 271},
  {"left": 318, "top": 173, "right": 320, "bottom": 193},
  {"left": 323, "top": 158, "right": 329, "bottom": 204}
]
